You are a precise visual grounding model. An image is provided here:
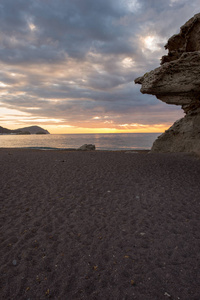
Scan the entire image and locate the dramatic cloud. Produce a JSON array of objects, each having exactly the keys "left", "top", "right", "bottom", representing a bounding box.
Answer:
[{"left": 0, "top": 0, "right": 199, "bottom": 133}]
